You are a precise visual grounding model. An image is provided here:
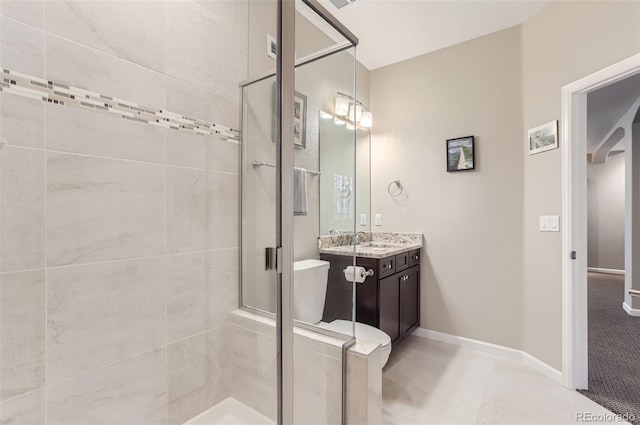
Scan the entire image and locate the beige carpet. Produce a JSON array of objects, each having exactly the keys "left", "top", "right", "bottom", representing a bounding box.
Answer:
[{"left": 578, "top": 272, "right": 640, "bottom": 425}]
